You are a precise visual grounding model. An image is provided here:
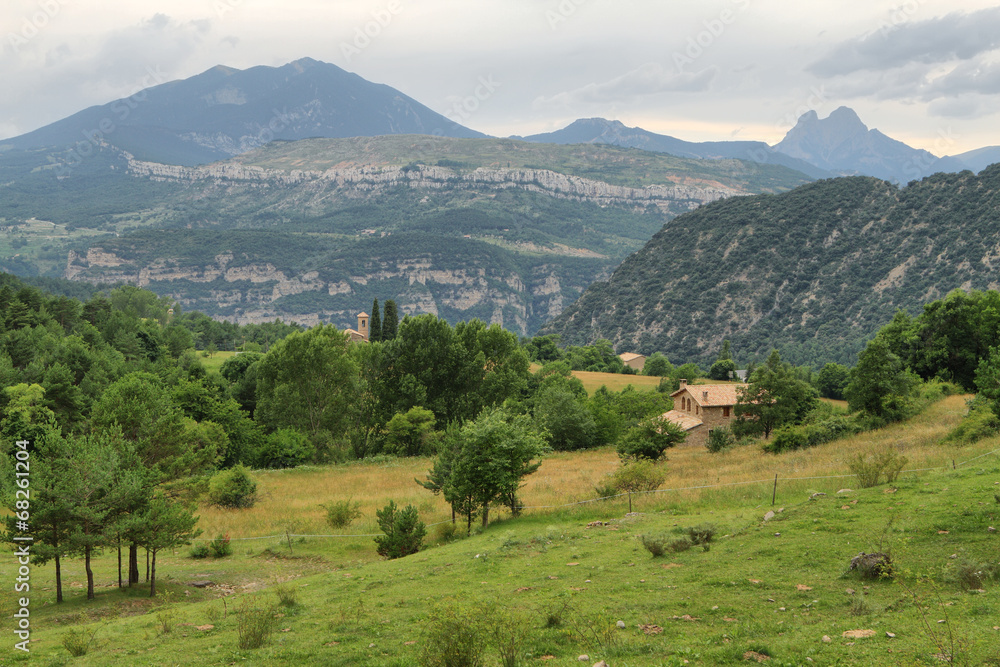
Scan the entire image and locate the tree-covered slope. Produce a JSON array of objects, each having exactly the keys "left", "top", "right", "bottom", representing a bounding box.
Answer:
[
  {"left": 540, "top": 166, "right": 1000, "bottom": 366},
  {"left": 0, "top": 136, "right": 812, "bottom": 334}
]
